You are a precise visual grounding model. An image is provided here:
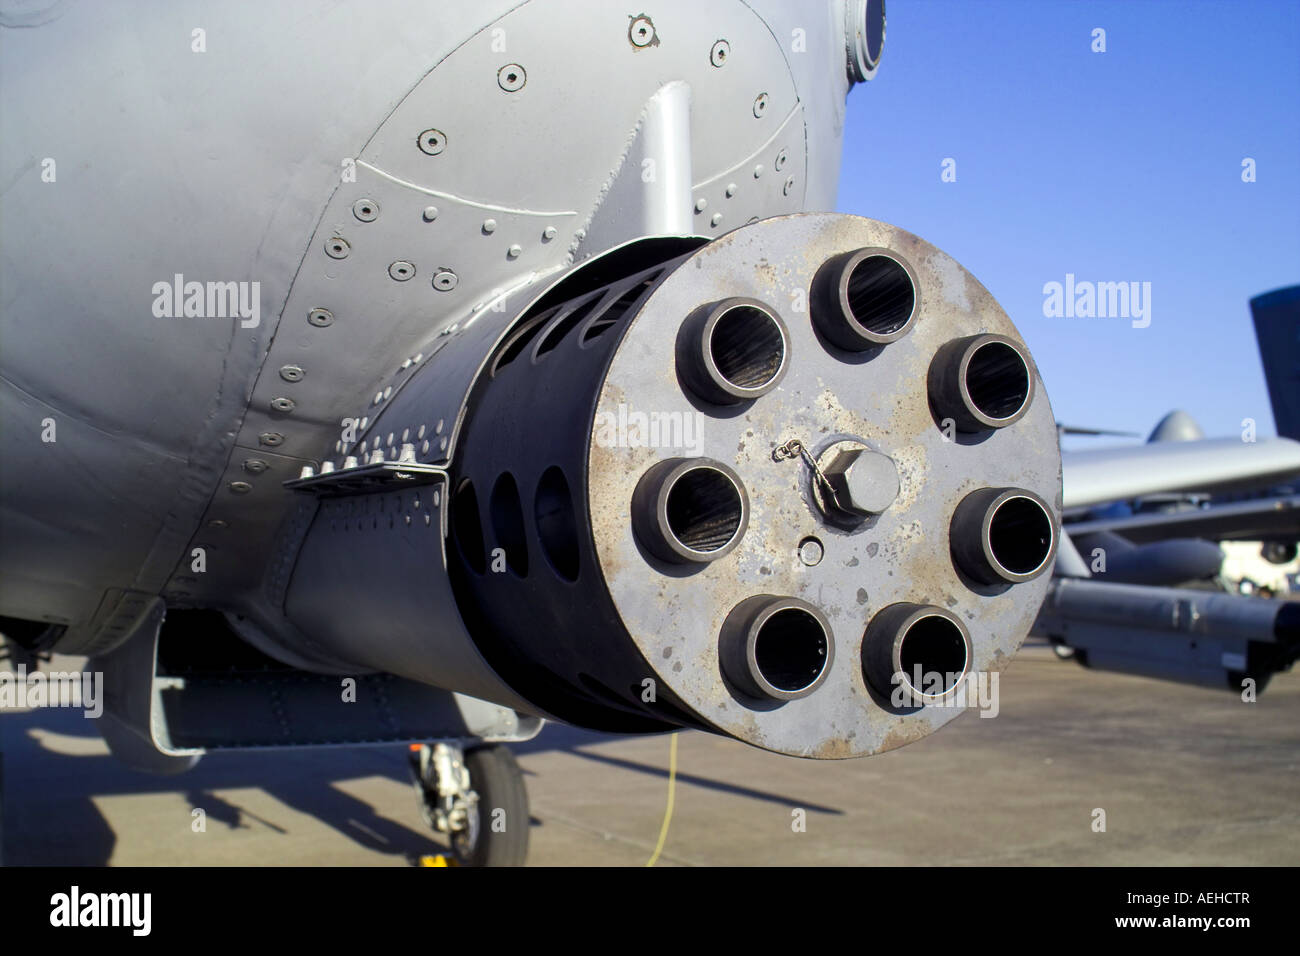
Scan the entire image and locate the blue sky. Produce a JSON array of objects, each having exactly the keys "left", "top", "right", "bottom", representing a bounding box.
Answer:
[{"left": 837, "top": 0, "right": 1300, "bottom": 447}]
